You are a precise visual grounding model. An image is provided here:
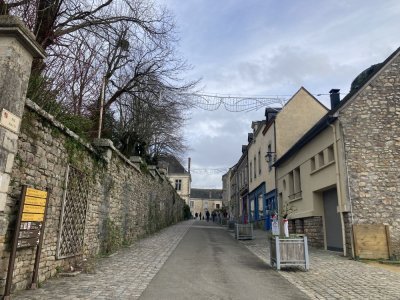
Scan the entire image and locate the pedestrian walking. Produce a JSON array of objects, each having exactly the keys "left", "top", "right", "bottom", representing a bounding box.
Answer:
[
  {"left": 206, "top": 210, "right": 210, "bottom": 222},
  {"left": 199, "top": 212, "right": 202, "bottom": 220}
]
